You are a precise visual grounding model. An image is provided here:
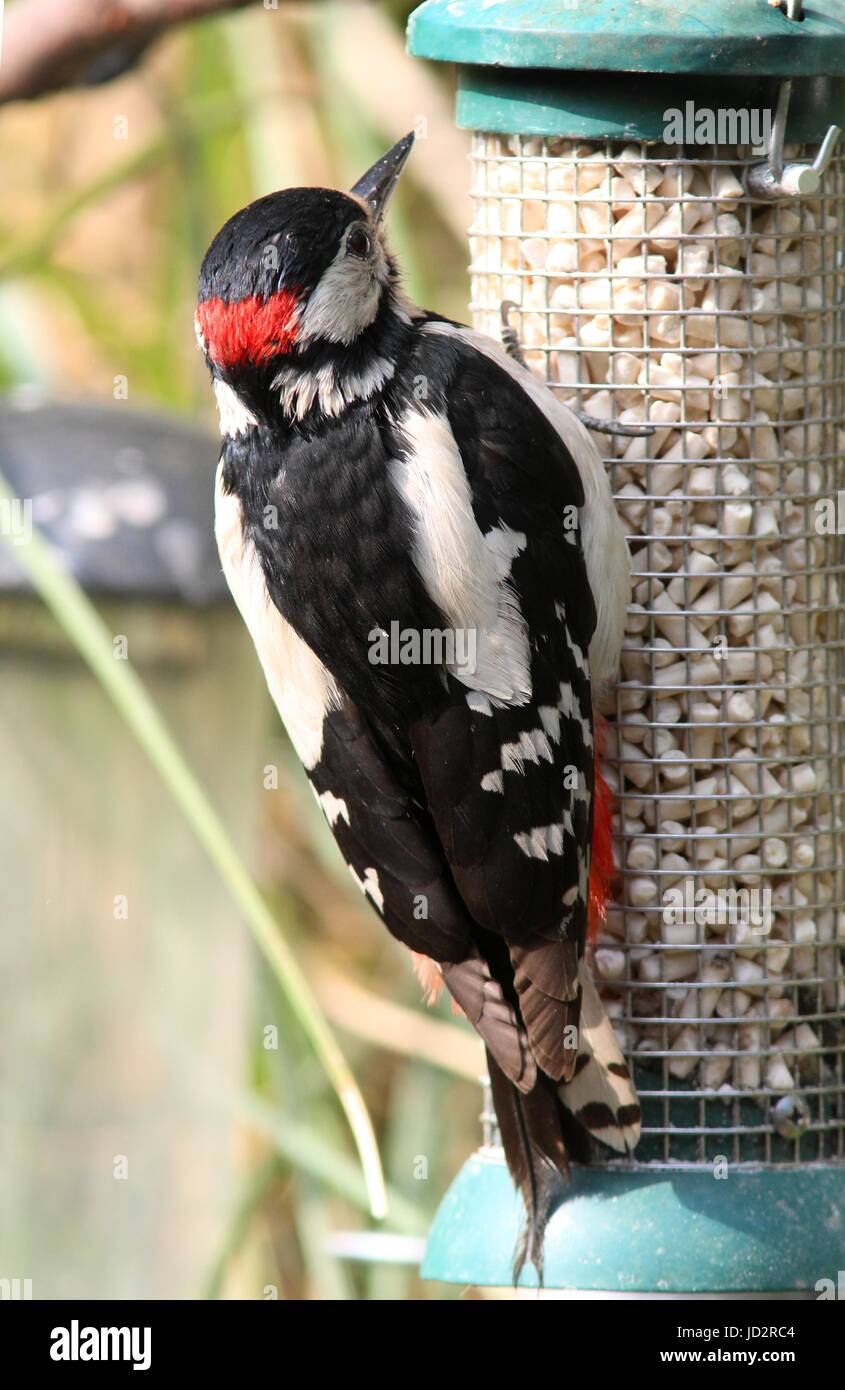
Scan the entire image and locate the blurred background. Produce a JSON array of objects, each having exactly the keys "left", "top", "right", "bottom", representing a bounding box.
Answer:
[{"left": 0, "top": 0, "right": 487, "bottom": 1300}]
